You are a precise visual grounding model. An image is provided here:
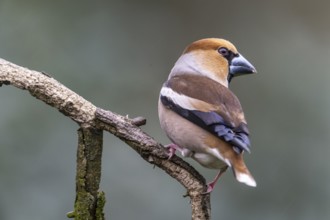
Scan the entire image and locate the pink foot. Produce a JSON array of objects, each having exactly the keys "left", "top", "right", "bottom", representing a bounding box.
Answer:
[
  {"left": 164, "top": 143, "right": 182, "bottom": 159},
  {"left": 205, "top": 182, "right": 217, "bottom": 194},
  {"left": 204, "top": 167, "right": 228, "bottom": 194}
]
